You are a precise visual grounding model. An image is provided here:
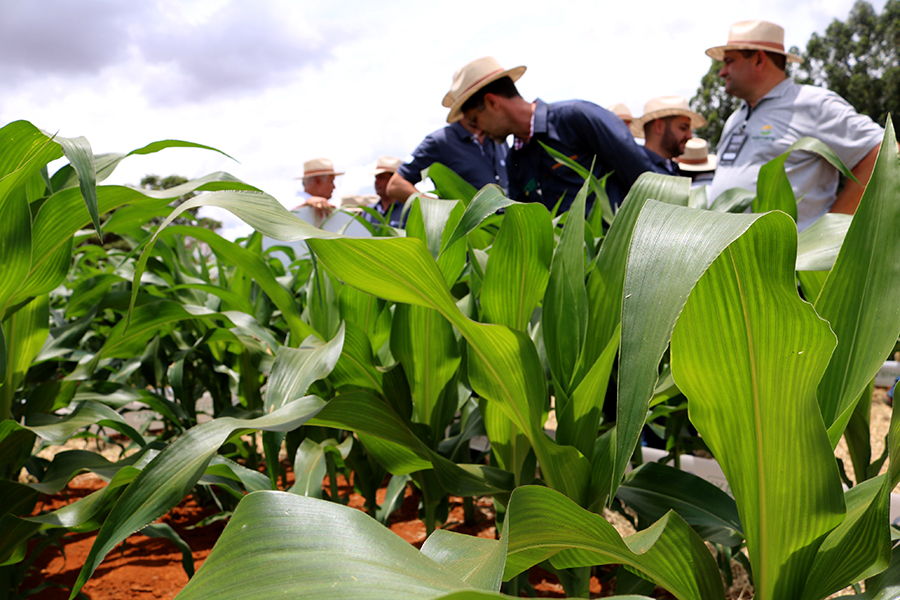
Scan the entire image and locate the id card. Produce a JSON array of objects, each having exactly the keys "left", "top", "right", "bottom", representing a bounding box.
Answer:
[{"left": 719, "top": 133, "right": 747, "bottom": 165}]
